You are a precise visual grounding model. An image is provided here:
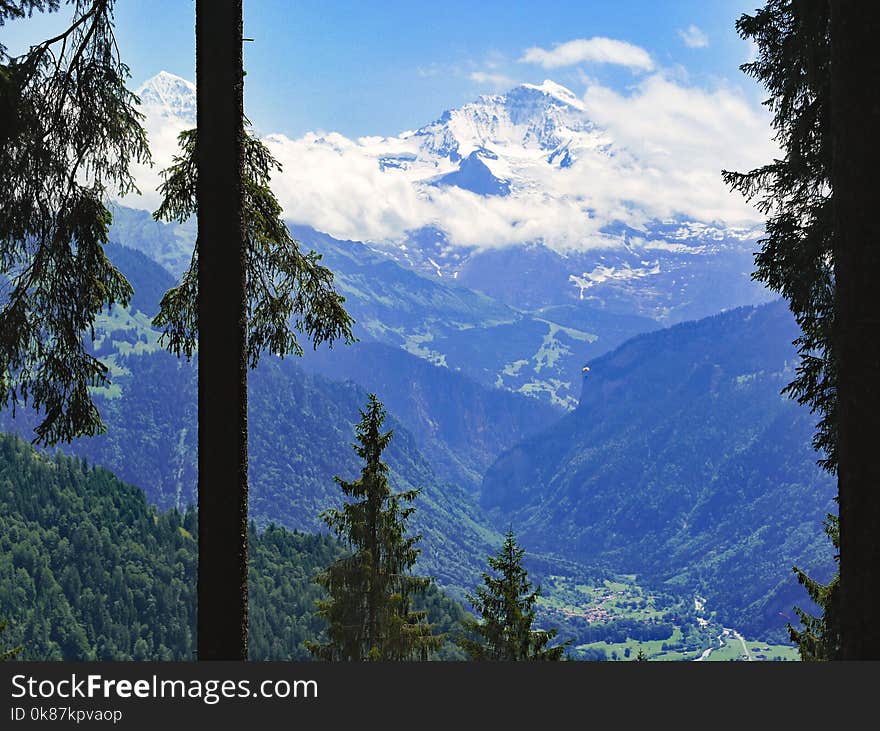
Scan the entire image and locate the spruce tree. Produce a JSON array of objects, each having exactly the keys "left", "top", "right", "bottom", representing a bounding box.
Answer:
[
  {"left": 788, "top": 514, "right": 839, "bottom": 660},
  {"left": 0, "top": 0, "right": 150, "bottom": 445},
  {"left": 308, "top": 394, "right": 440, "bottom": 661},
  {"left": 151, "top": 127, "right": 353, "bottom": 368},
  {"left": 459, "top": 529, "right": 567, "bottom": 661},
  {"left": 722, "top": 0, "right": 839, "bottom": 660},
  {"left": 725, "top": 0, "right": 880, "bottom": 660},
  {"left": 2, "top": 1, "right": 353, "bottom": 661},
  {"left": 153, "top": 76, "right": 352, "bottom": 660},
  {"left": 190, "top": 0, "right": 249, "bottom": 662},
  {"left": 723, "top": 0, "right": 835, "bottom": 473}
]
